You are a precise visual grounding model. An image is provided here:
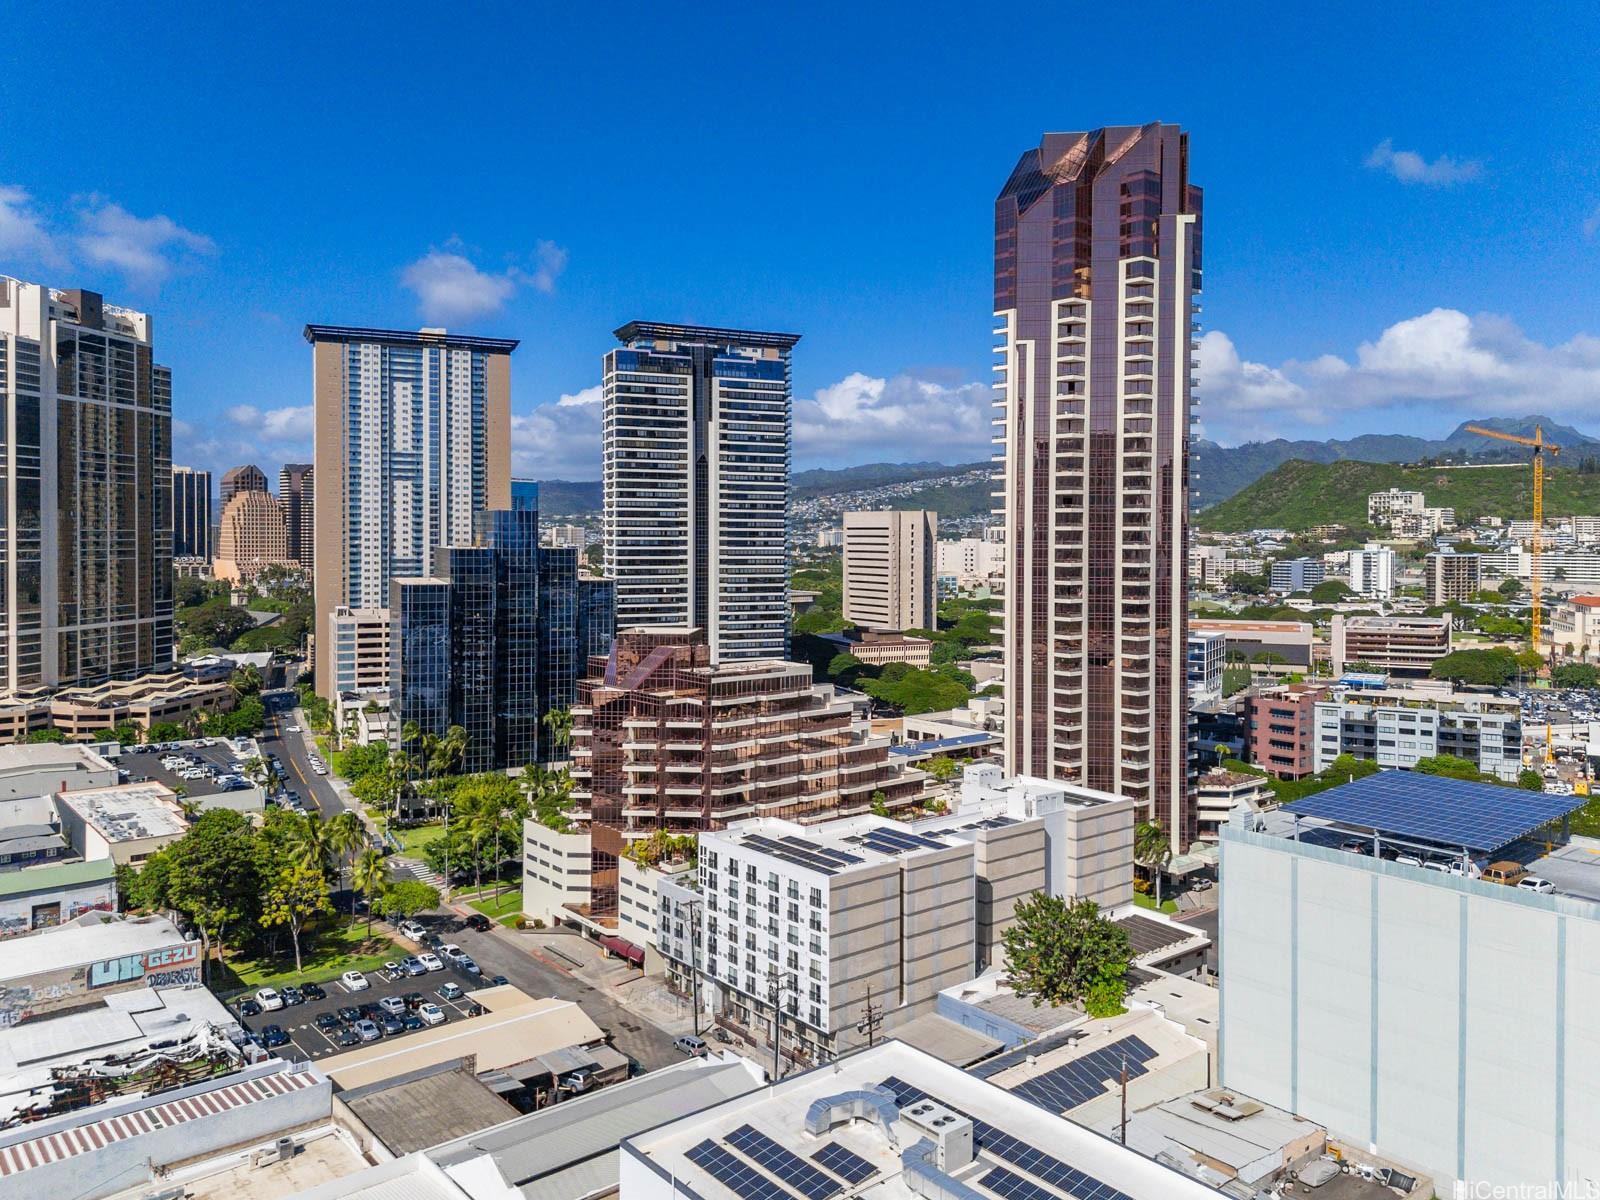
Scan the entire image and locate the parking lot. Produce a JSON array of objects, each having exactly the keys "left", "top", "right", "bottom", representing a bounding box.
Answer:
[
  {"left": 236, "top": 950, "right": 504, "bottom": 1062},
  {"left": 121, "top": 737, "right": 266, "bottom": 805}
]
